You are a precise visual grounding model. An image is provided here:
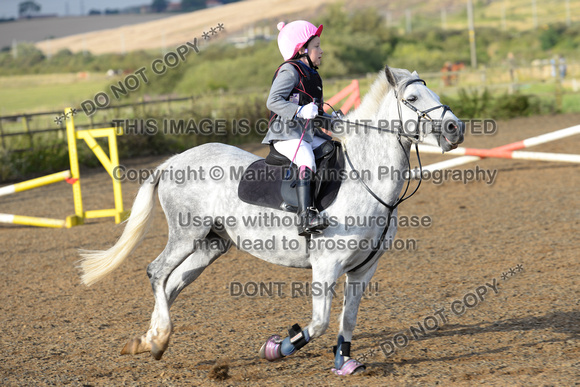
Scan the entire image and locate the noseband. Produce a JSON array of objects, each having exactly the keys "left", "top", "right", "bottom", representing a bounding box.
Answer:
[{"left": 396, "top": 78, "right": 452, "bottom": 142}]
